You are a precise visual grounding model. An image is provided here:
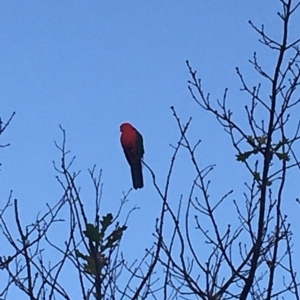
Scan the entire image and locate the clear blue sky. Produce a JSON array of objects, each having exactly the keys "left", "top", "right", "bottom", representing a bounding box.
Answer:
[{"left": 1, "top": 1, "right": 299, "bottom": 298}]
